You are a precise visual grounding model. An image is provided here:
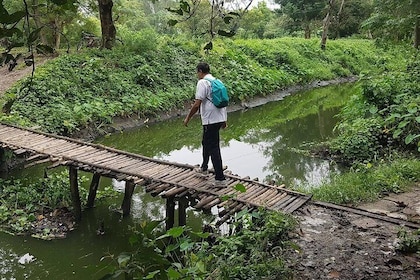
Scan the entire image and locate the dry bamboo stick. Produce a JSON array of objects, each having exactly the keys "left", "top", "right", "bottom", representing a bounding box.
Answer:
[
  {"left": 194, "top": 195, "right": 218, "bottom": 209},
  {"left": 161, "top": 186, "right": 187, "bottom": 198},
  {"left": 282, "top": 197, "right": 307, "bottom": 213},
  {"left": 264, "top": 191, "right": 288, "bottom": 206},
  {"left": 253, "top": 188, "right": 278, "bottom": 205},
  {"left": 39, "top": 141, "right": 78, "bottom": 154},
  {"left": 273, "top": 196, "right": 296, "bottom": 210},
  {"left": 158, "top": 168, "right": 188, "bottom": 181}
]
